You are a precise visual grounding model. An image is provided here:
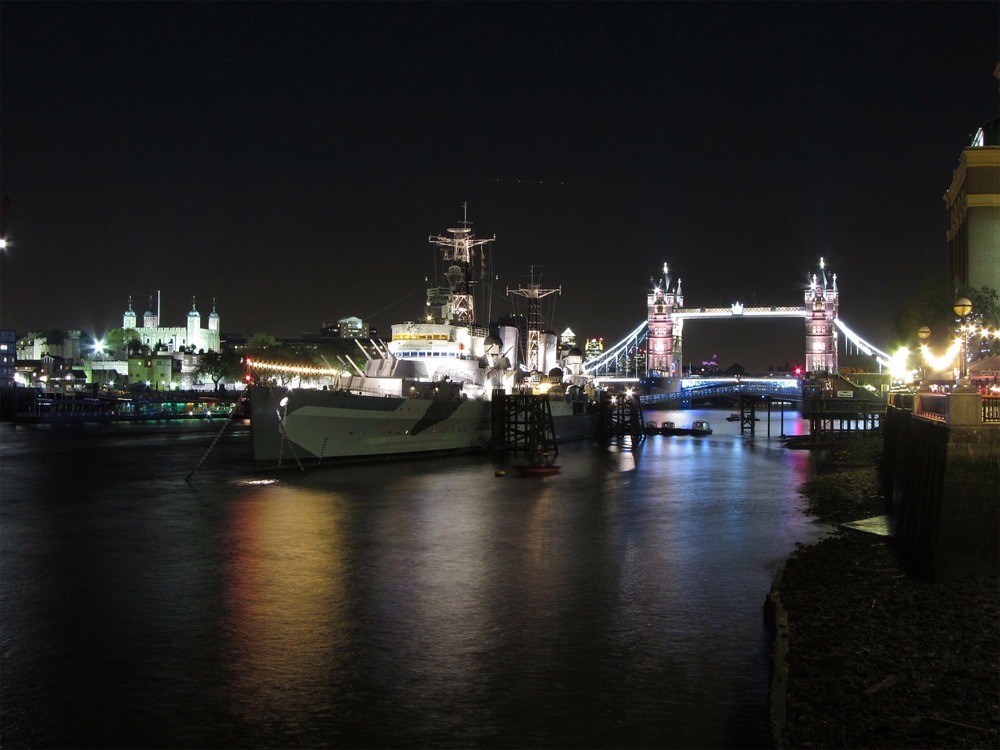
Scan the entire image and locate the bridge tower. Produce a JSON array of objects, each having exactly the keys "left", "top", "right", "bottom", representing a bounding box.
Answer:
[
  {"left": 646, "top": 263, "right": 684, "bottom": 378},
  {"left": 803, "top": 258, "right": 839, "bottom": 374}
]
